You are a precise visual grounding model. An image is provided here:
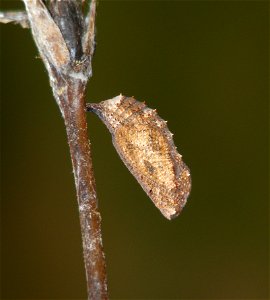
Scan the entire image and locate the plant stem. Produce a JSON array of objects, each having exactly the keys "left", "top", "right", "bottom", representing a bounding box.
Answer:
[
  {"left": 1, "top": 0, "right": 108, "bottom": 298},
  {"left": 53, "top": 75, "right": 108, "bottom": 299}
]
